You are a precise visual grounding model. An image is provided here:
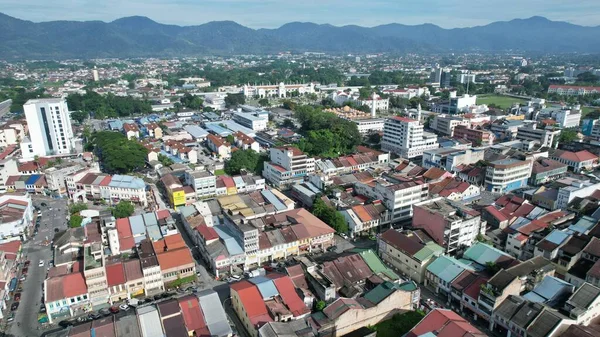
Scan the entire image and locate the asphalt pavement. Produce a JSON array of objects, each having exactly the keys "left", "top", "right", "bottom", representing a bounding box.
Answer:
[{"left": 8, "top": 197, "right": 68, "bottom": 337}]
